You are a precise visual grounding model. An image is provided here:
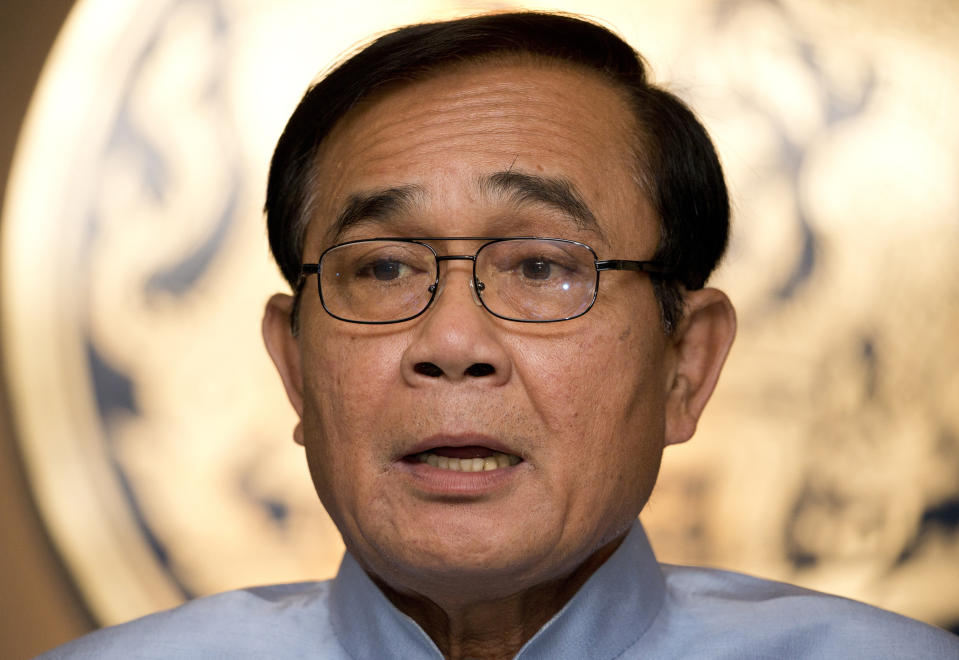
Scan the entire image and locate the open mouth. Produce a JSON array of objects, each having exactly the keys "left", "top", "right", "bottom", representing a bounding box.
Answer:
[{"left": 406, "top": 446, "right": 522, "bottom": 472}]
